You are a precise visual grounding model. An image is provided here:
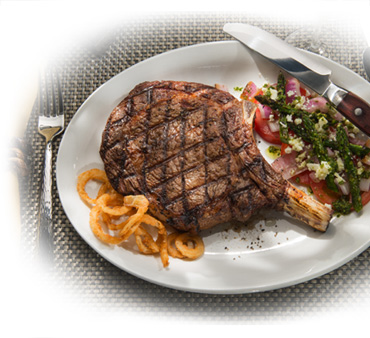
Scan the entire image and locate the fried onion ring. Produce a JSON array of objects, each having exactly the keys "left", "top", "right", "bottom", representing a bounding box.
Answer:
[
  {"left": 117, "top": 195, "right": 149, "bottom": 238},
  {"left": 135, "top": 226, "right": 160, "bottom": 254},
  {"left": 77, "top": 169, "right": 109, "bottom": 206},
  {"left": 89, "top": 205, "right": 126, "bottom": 245},
  {"left": 96, "top": 193, "right": 131, "bottom": 216},
  {"left": 139, "top": 214, "right": 169, "bottom": 267},
  {"left": 174, "top": 233, "right": 204, "bottom": 260},
  {"left": 167, "top": 233, "right": 184, "bottom": 259}
]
